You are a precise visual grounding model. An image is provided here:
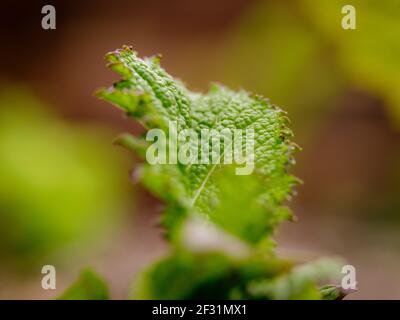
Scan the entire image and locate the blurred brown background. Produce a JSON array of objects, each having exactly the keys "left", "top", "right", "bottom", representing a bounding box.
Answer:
[{"left": 0, "top": 0, "right": 399, "bottom": 299}]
